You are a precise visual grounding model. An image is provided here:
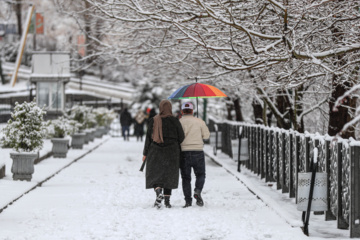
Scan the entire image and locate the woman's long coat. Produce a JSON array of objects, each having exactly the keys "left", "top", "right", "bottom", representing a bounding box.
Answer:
[{"left": 143, "top": 116, "right": 185, "bottom": 189}]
